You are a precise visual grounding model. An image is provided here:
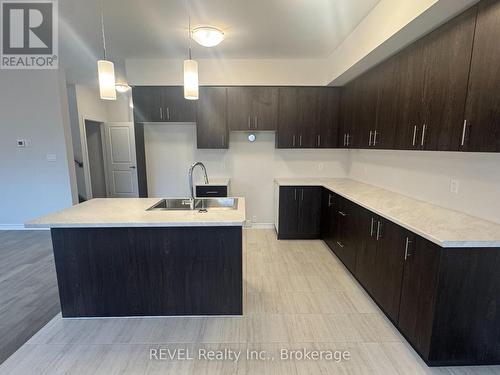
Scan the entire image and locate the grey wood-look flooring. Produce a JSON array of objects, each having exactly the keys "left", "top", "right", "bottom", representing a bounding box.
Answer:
[
  {"left": 1, "top": 229, "right": 499, "bottom": 374},
  {"left": 0, "top": 230, "right": 60, "bottom": 364}
]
